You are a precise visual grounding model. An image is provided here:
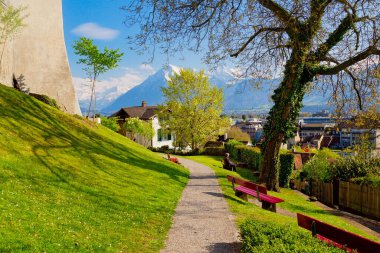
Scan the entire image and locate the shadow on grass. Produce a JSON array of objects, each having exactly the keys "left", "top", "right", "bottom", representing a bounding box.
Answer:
[{"left": 0, "top": 85, "right": 189, "bottom": 206}]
